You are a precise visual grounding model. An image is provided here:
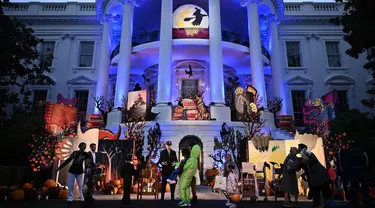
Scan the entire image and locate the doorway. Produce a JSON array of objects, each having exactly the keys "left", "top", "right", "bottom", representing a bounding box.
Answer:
[{"left": 178, "top": 135, "right": 203, "bottom": 182}]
